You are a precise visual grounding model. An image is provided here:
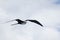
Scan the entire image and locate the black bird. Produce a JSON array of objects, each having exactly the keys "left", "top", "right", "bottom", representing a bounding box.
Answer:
[{"left": 7, "top": 19, "right": 43, "bottom": 27}]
